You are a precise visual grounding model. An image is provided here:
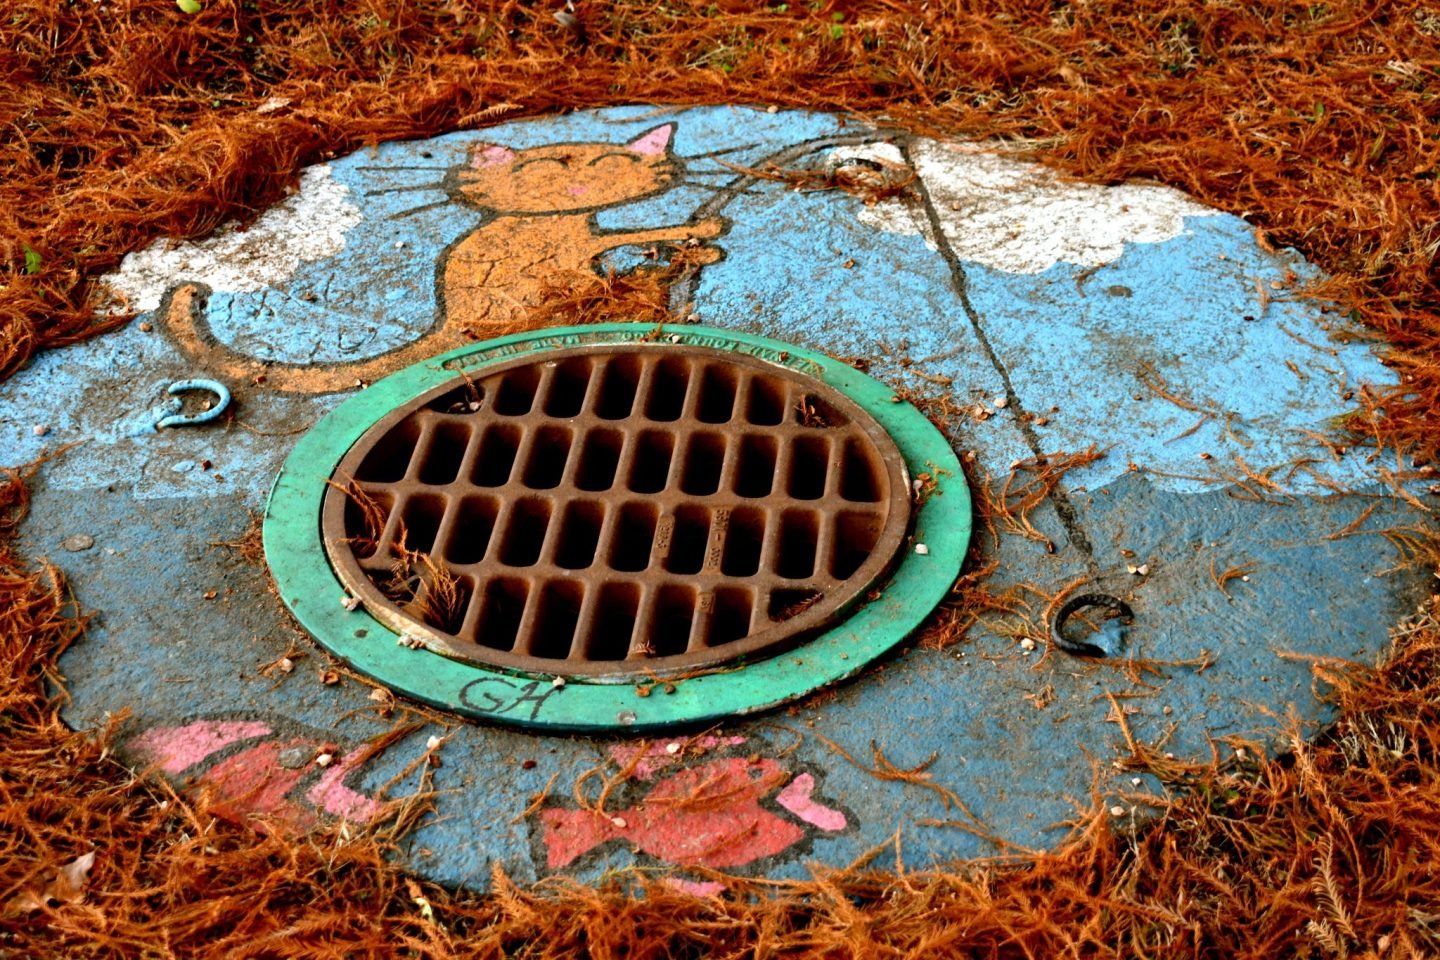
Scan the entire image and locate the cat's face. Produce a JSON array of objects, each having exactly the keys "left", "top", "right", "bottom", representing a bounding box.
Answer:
[{"left": 453, "top": 124, "right": 680, "bottom": 215}]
